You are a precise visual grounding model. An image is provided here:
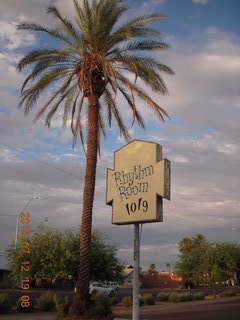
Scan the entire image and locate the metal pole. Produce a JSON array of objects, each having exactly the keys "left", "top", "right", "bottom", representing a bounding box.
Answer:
[
  {"left": 132, "top": 223, "right": 140, "bottom": 320},
  {"left": 14, "top": 196, "right": 40, "bottom": 248},
  {"left": 14, "top": 214, "right": 20, "bottom": 249}
]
